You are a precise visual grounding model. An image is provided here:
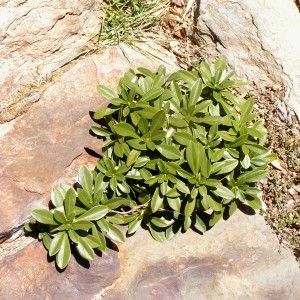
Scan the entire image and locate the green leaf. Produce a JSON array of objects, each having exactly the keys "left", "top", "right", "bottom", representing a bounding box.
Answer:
[
  {"left": 139, "top": 87, "right": 164, "bottom": 102},
  {"left": 211, "top": 148, "right": 225, "bottom": 162},
  {"left": 94, "top": 108, "right": 118, "bottom": 119},
  {"left": 211, "top": 159, "right": 238, "bottom": 175},
  {"left": 240, "top": 97, "right": 254, "bottom": 123},
  {"left": 228, "top": 201, "right": 238, "bottom": 216},
  {"left": 114, "top": 123, "right": 140, "bottom": 139},
  {"left": 156, "top": 144, "right": 181, "bottom": 160},
  {"left": 56, "top": 233, "right": 71, "bottom": 269},
  {"left": 151, "top": 188, "right": 164, "bottom": 213},
  {"left": 76, "top": 237, "right": 95, "bottom": 261},
  {"left": 148, "top": 224, "right": 166, "bottom": 242},
  {"left": 186, "top": 142, "right": 201, "bottom": 175},
  {"left": 126, "top": 149, "right": 140, "bottom": 167},
  {"left": 91, "top": 126, "right": 112, "bottom": 137},
  {"left": 175, "top": 180, "right": 190, "bottom": 194},
  {"left": 246, "top": 196, "right": 262, "bottom": 209},
  {"left": 64, "top": 188, "right": 76, "bottom": 220},
  {"left": 49, "top": 232, "right": 65, "bottom": 256},
  {"left": 76, "top": 205, "right": 108, "bottom": 221},
  {"left": 31, "top": 209, "right": 58, "bottom": 225},
  {"left": 167, "top": 197, "right": 181, "bottom": 211},
  {"left": 78, "top": 165, "right": 93, "bottom": 196},
  {"left": 207, "top": 196, "right": 223, "bottom": 211},
  {"left": 105, "top": 197, "right": 135, "bottom": 209},
  {"left": 237, "top": 169, "right": 267, "bottom": 184},
  {"left": 189, "top": 78, "right": 202, "bottom": 107},
  {"left": 51, "top": 184, "right": 71, "bottom": 208},
  {"left": 150, "top": 110, "right": 166, "bottom": 132},
  {"left": 193, "top": 215, "right": 207, "bottom": 233},
  {"left": 227, "top": 134, "right": 248, "bottom": 148},
  {"left": 209, "top": 211, "right": 222, "bottom": 227},
  {"left": 72, "top": 220, "right": 94, "bottom": 231},
  {"left": 172, "top": 132, "right": 197, "bottom": 146},
  {"left": 77, "top": 188, "right": 92, "bottom": 208},
  {"left": 213, "top": 185, "right": 235, "bottom": 200},
  {"left": 97, "top": 84, "right": 118, "bottom": 99},
  {"left": 92, "top": 225, "right": 106, "bottom": 251},
  {"left": 167, "top": 70, "right": 198, "bottom": 85},
  {"left": 128, "top": 217, "right": 142, "bottom": 235},
  {"left": 106, "top": 223, "right": 125, "bottom": 243},
  {"left": 184, "top": 198, "right": 196, "bottom": 218},
  {"left": 53, "top": 210, "right": 67, "bottom": 224},
  {"left": 150, "top": 216, "right": 174, "bottom": 228}
]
